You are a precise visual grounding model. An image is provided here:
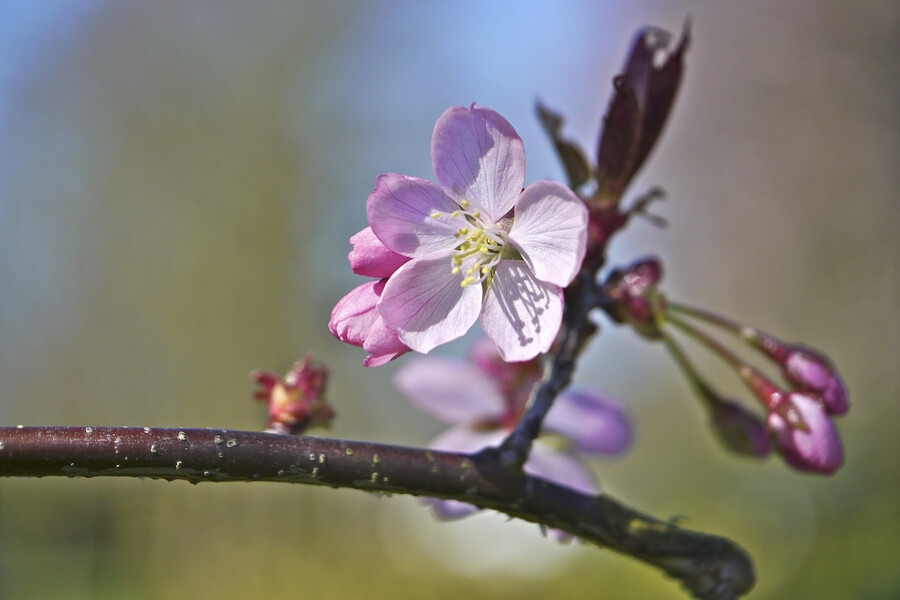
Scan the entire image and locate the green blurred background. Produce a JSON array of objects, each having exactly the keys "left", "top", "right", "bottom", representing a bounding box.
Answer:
[{"left": 0, "top": 1, "right": 897, "bottom": 598}]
